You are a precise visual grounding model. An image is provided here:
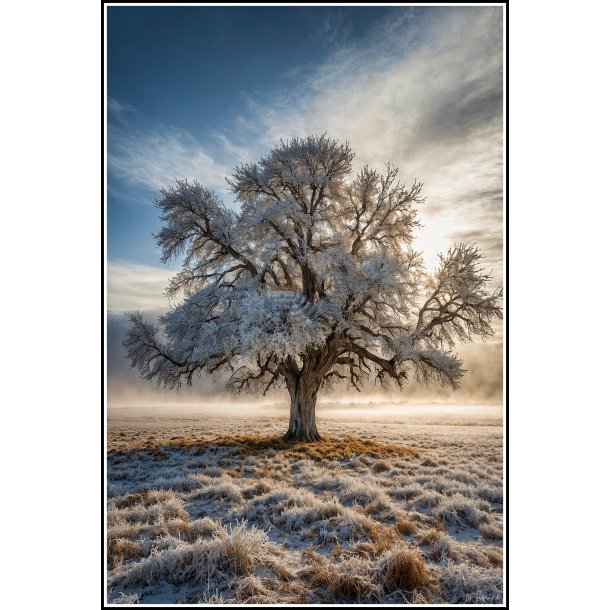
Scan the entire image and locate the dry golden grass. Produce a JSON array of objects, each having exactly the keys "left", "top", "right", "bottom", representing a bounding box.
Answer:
[
  {"left": 395, "top": 516, "right": 418, "bottom": 536},
  {"left": 408, "top": 511, "right": 436, "bottom": 525},
  {"left": 377, "top": 544, "right": 438, "bottom": 593},
  {"left": 480, "top": 546, "right": 503, "bottom": 568},
  {"left": 416, "top": 523, "right": 445, "bottom": 546},
  {"left": 369, "top": 524, "right": 401, "bottom": 553},
  {"left": 223, "top": 537, "right": 257, "bottom": 575},
  {"left": 331, "top": 570, "right": 373, "bottom": 600},
  {"left": 109, "top": 433, "right": 420, "bottom": 460},
  {"left": 262, "top": 555, "right": 296, "bottom": 581},
  {"left": 243, "top": 480, "right": 275, "bottom": 498},
  {"left": 112, "top": 492, "right": 149, "bottom": 509},
  {"left": 480, "top": 522, "right": 503, "bottom": 540},
  {"left": 108, "top": 539, "right": 144, "bottom": 569},
  {"left": 363, "top": 498, "right": 387, "bottom": 515},
  {"left": 275, "top": 581, "right": 309, "bottom": 604},
  {"left": 223, "top": 469, "right": 245, "bottom": 478},
  {"left": 107, "top": 416, "right": 503, "bottom": 603},
  {"left": 373, "top": 459, "right": 391, "bottom": 472},
  {"left": 253, "top": 467, "right": 286, "bottom": 481},
  {"left": 186, "top": 517, "right": 221, "bottom": 541},
  {"left": 211, "top": 434, "right": 420, "bottom": 461},
  {"left": 302, "top": 549, "right": 376, "bottom": 601},
  {"left": 234, "top": 577, "right": 267, "bottom": 601},
  {"left": 303, "top": 542, "right": 441, "bottom": 603},
  {"left": 336, "top": 524, "right": 401, "bottom": 560},
  {"left": 111, "top": 489, "right": 177, "bottom": 510},
  {"left": 349, "top": 542, "right": 376, "bottom": 556},
  {"left": 157, "top": 518, "right": 189, "bottom": 537}
]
